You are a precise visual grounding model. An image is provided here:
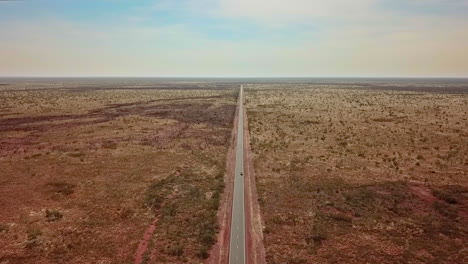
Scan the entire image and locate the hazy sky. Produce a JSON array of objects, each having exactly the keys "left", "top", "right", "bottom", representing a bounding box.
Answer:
[{"left": 1, "top": 0, "right": 467, "bottom": 77}]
